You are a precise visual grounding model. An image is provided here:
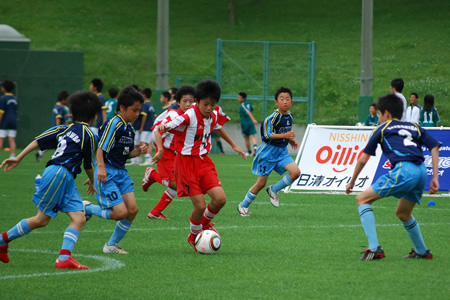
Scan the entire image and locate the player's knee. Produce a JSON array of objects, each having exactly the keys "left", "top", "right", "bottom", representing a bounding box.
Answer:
[
  {"left": 214, "top": 196, "right": 227, "bottom": 209},
  {"left": 128, "top": 205, "right": 139, "bottom": 218},
  {"left": 290, "top": 168, "right": 301, "bottom": 180},
  {"left": 395, "top": 209, "right": 411, "bottom": 222}
]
